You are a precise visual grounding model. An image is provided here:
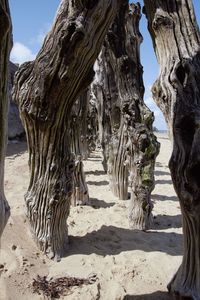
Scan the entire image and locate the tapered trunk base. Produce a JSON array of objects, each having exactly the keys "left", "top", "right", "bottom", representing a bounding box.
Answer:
[
  {"left": 167, "top": 215, "right": 200, "bottom": 300},
  {"left": 71, "top": 187, "right": 89, "bottom": 206},
  {"left": 71, "top": 158, "right": 89, "bottom": 206},
  {"left": 108, "top": 131, "right": 129, "bottom": 200},
  {"left": 37, "top": 232, "right": 69, "bottom": 262},
  {"left": 128, "top": 129, "right": 159, "bottom": 230},
  {"left": 25, "top": 189, "right": 71, "bottom": 261},
  {"left": 29, "top": 220, "right": 69, "bottom": 262},
  {"left": 129, "top": 195, "right": 153, "bottom": 230}
]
